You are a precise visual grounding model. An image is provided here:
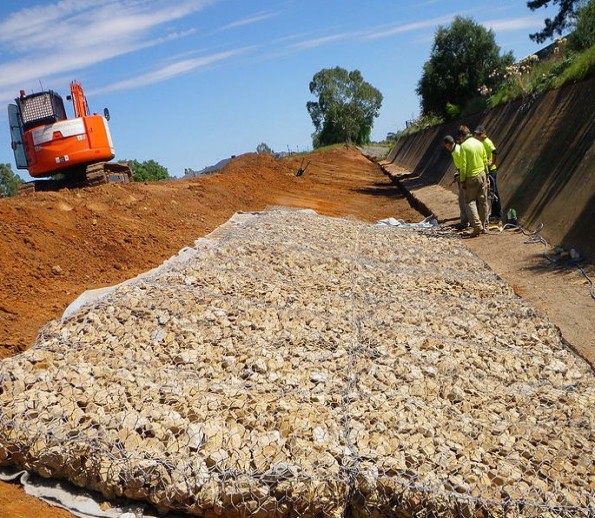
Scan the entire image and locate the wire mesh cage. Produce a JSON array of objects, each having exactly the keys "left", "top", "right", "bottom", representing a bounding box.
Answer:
[{"left": 0, "top": 209, "right": 593, "bottom": 517}]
